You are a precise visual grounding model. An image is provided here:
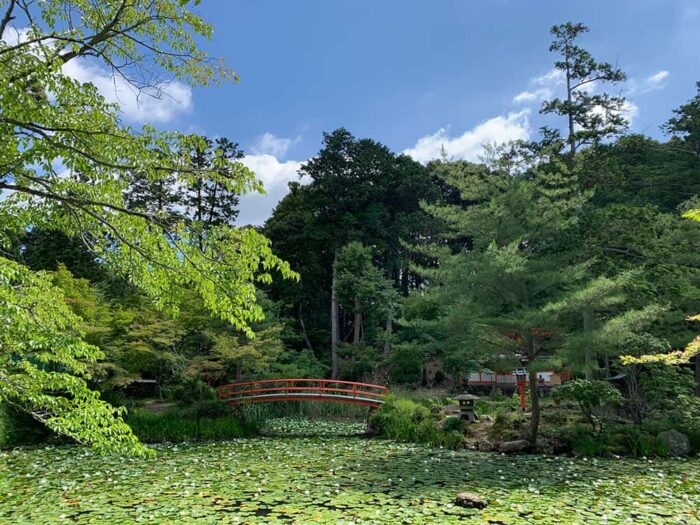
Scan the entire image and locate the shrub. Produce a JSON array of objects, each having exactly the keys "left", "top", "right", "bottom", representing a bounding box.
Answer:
[
  {"left": 566, "top": 423, "right": 669, "bottom": 458},
  {"left": 124, "top": 398, "right": 268, "bottom": 444},
  {"left": 617, "top": 427, "right": 667, "bottom": 458},
  {"left": 442, "top": 416, "right": 466, "bottom": 433},
  {"left": 494, "top": 410, "right": 526, "bottom": 431},
  {"left": 164, "top": 378, "right": 216, "bottom": 405},
  {"left": 542, "top": 410, "right": 568, "bottom": 425},
  {"left": 568, "top": 425, "right": 610, "bottom": 457},
  {"left": 553, "top": 380, "right": 623, "bottom": 431},
  {"left": 180, "top": 399, "right": 234, "bottom": 420},
  {"left": 369, "top": 398, "right": 464, "bottom": 449}
]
